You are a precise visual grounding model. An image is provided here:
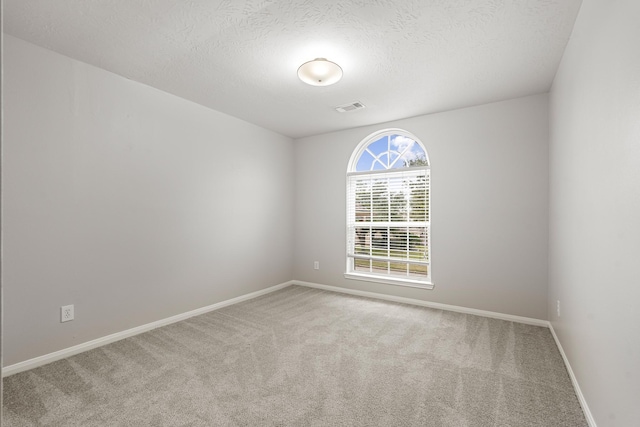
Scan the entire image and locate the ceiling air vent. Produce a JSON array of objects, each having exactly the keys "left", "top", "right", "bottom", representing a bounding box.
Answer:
[{"left": 335, "top": 101, "right": 366, "bottom": 113}]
